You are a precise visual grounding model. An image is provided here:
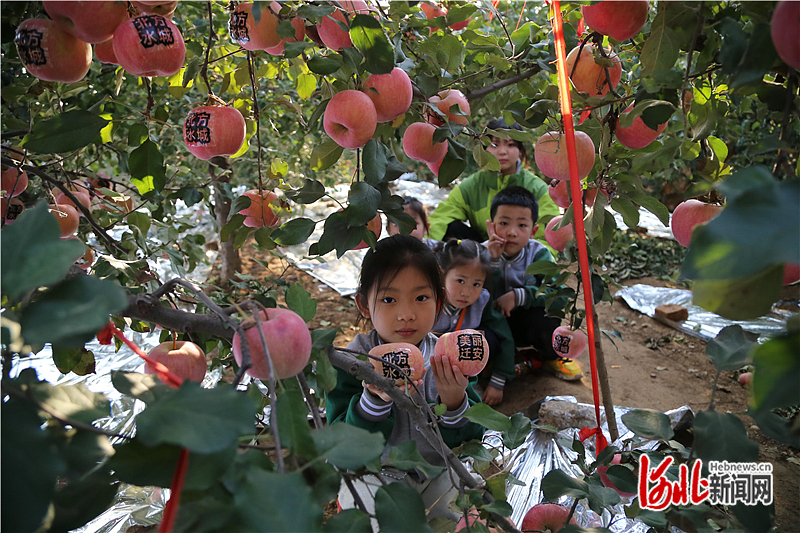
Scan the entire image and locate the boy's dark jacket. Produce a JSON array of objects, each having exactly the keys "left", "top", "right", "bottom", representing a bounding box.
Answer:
[{"left": 325, "top": 331, "right": 485, "bottom": 469}]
